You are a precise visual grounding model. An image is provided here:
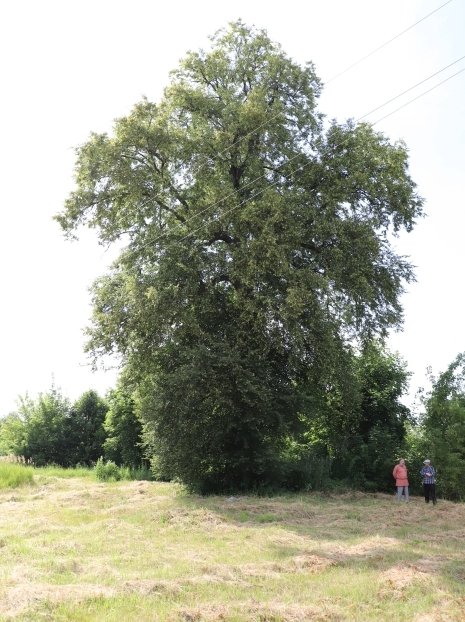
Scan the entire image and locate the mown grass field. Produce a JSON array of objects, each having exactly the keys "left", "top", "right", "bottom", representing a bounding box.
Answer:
[{"left": 1, "top": 472, "right": 465, "bottom": 621}]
